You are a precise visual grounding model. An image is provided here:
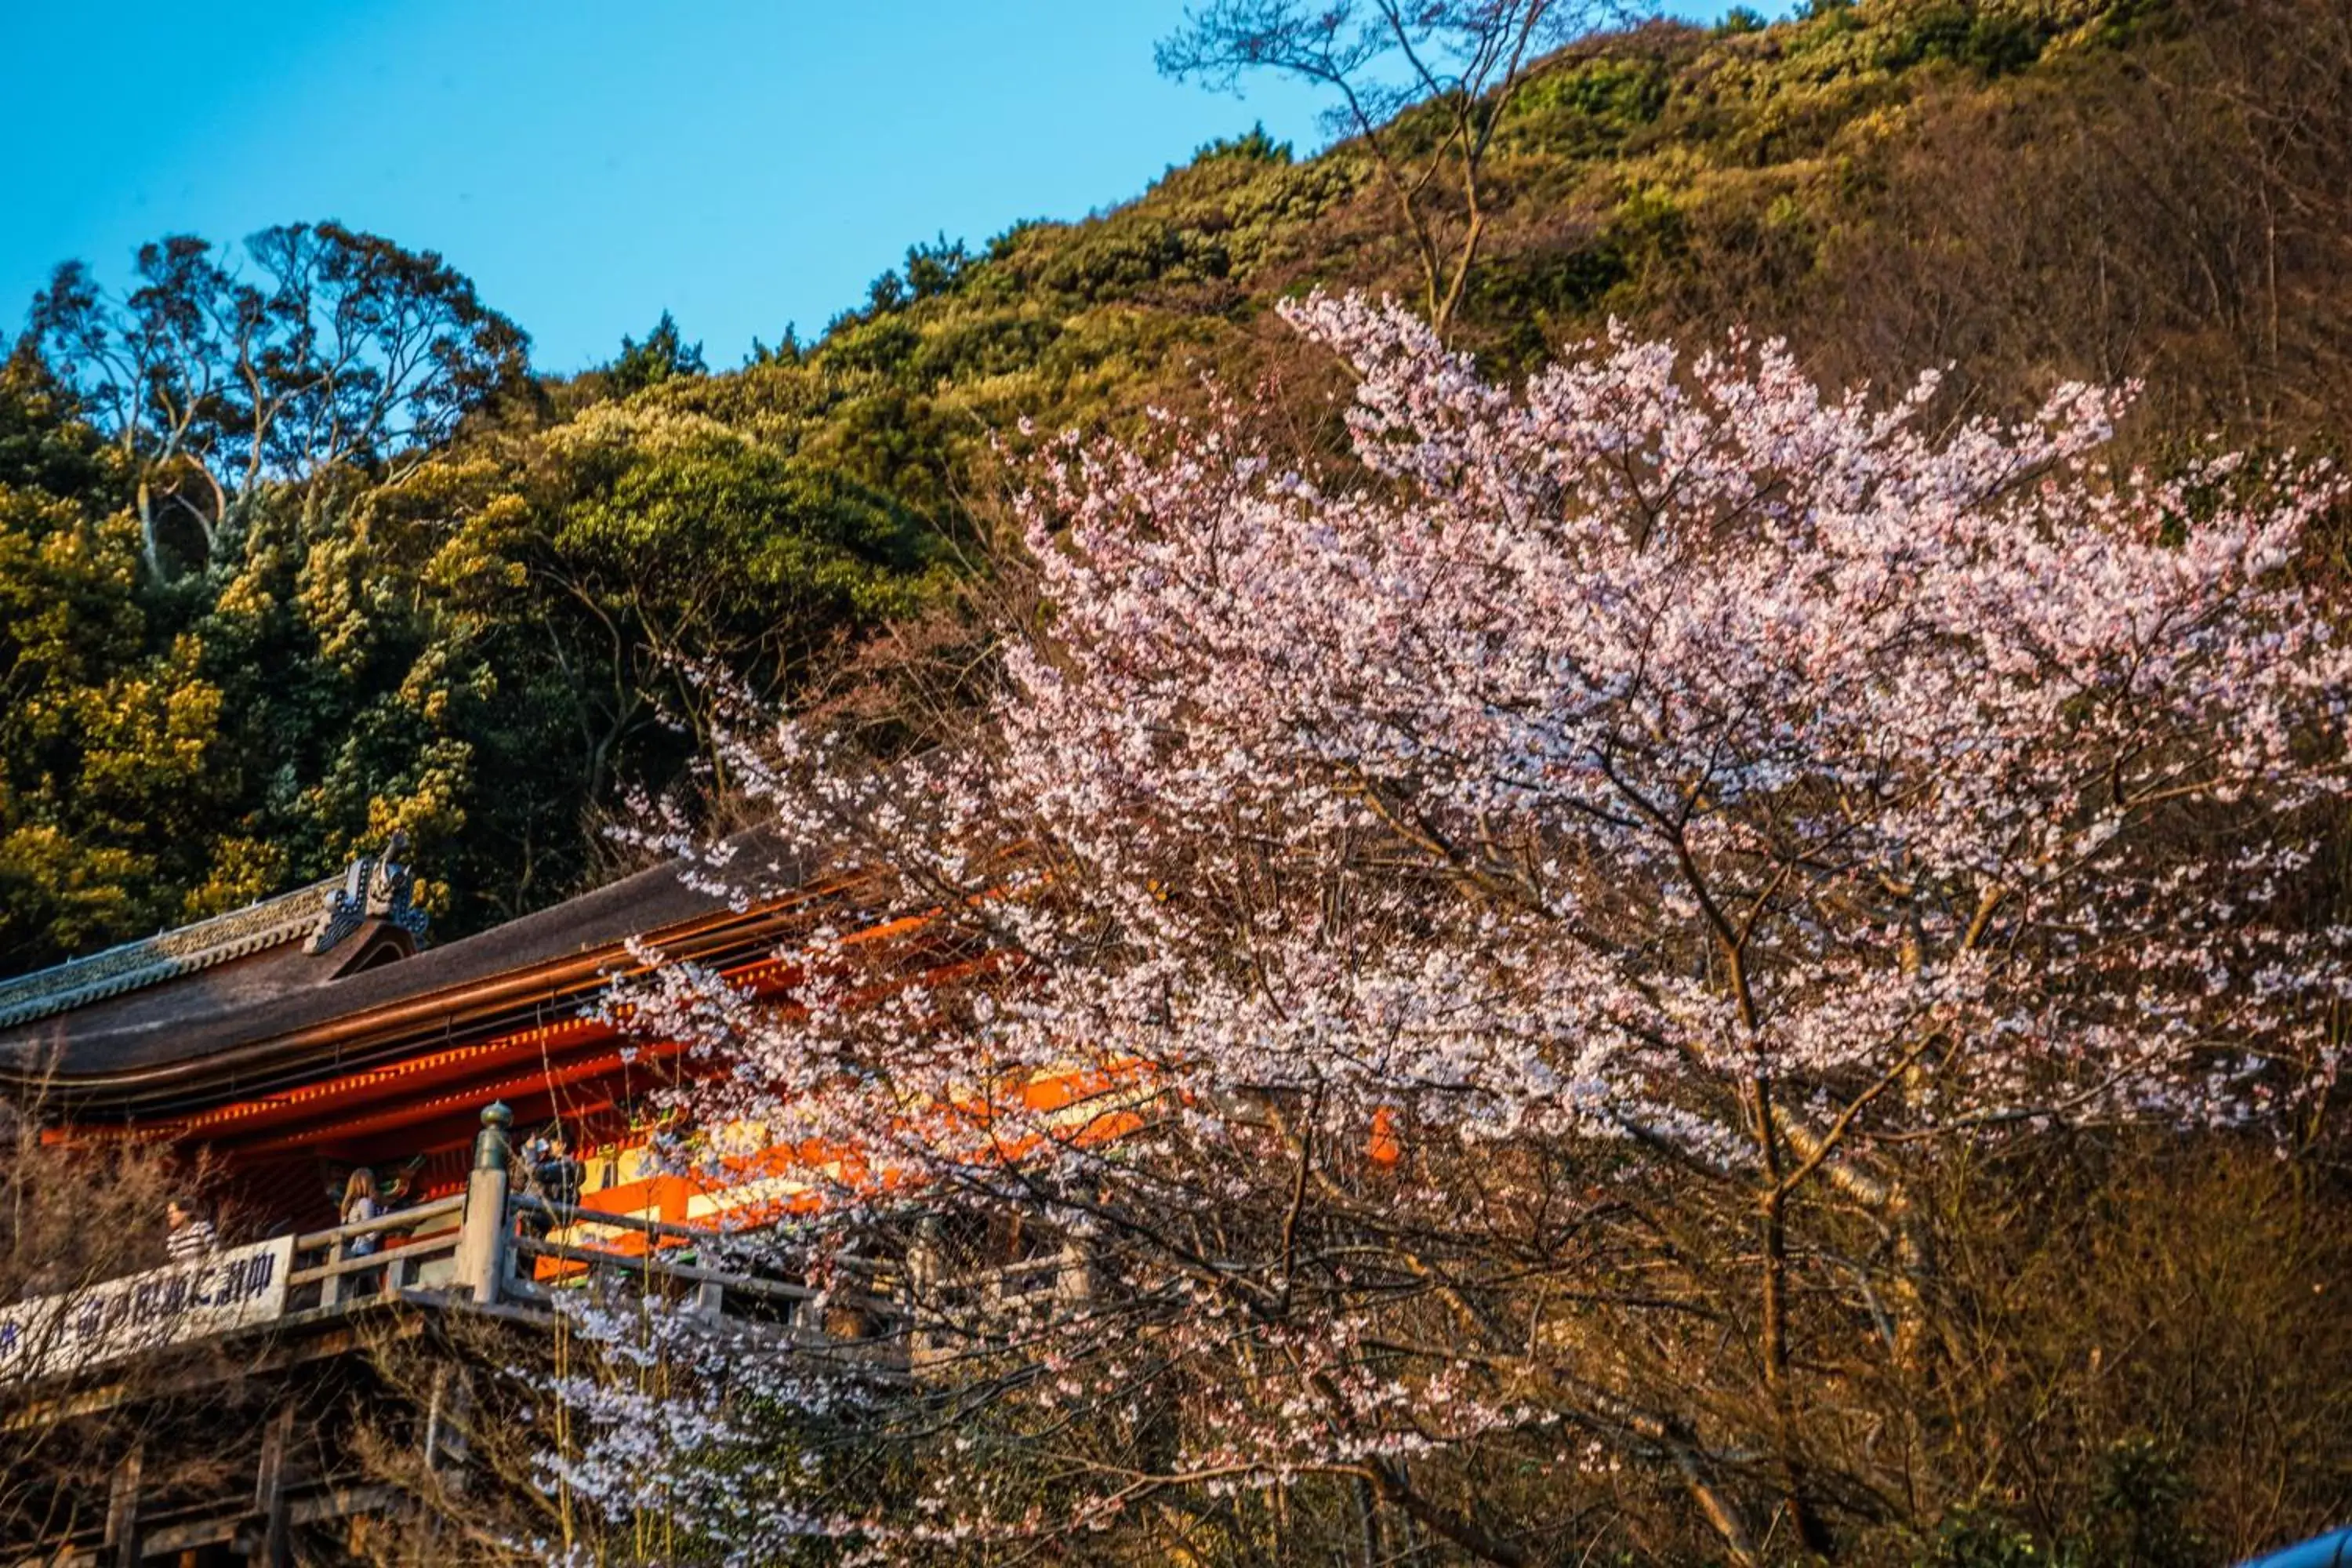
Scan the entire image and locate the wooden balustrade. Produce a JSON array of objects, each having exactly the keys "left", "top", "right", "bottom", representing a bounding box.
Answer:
[
  {"left": 5, "top": 1104, "right": 1095, "bottom": 1392},
  {"left": 287, "top": 1192, "right": 466, "bottom": 1308},
  {"left": 901, "top": 1244, "right": 1092, "bottom": 1370},
  {"left": 499, "top": 1191, "right": 913, "bottom": 1363}
]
